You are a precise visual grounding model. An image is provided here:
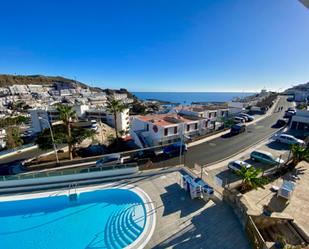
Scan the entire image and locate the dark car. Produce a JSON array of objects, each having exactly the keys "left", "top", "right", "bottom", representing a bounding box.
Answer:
[
  {"left": 230, "top": 123, "right": 246, "bottom": 135},
  {"left": 163, "top": 143, "right": 187, "bottom": 157},
  {"left": 273, "top": 119, "right": 286, "bottom": 128},
  {"left": 133, "top": 150, "right": 156, "bottom": 160}
]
